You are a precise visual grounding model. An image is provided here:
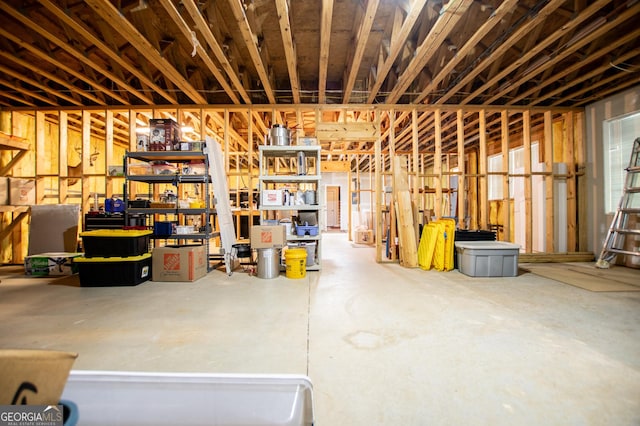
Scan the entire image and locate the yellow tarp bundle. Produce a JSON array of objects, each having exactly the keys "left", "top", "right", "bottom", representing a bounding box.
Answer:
[{"left": 417, "top": 218, "right": 456, "bottom": 271}]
